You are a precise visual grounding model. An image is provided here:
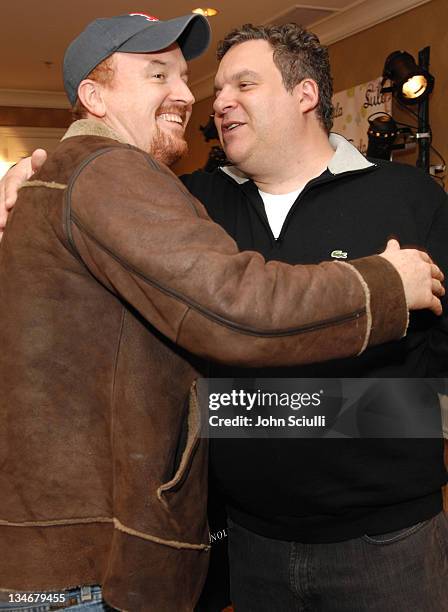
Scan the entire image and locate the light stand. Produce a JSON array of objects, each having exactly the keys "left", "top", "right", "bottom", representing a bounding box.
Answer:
[
  {"left": 416, "top": 47, "right": 431, "bottom": 173},
  {"left": 379, "top": 47, "right": 434, "bottom": 173}
]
